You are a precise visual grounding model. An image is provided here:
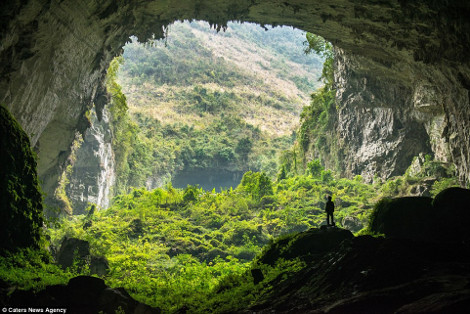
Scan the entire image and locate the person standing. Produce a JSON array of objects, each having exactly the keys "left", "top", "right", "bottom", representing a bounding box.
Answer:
[{"left": 325, "top": 195, "right": 335, "bottom": 226}]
